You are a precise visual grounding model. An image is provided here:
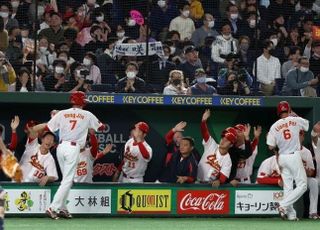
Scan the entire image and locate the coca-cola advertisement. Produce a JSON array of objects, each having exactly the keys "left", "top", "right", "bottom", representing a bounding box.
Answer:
[{"left": 177, "top": 190, "right": 230, "bottom": 214}]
